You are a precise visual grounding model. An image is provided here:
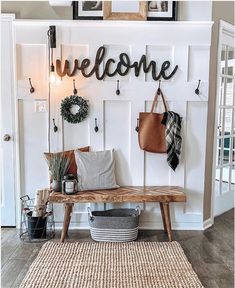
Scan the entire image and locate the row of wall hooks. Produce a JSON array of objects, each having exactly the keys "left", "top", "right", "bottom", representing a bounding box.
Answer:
[
  {"left": 52, "top": 116, "right": 142, "bottom": 134},
  {"left": 51, "top": 79, "right": 202, "bottom": 135},
  {"left": 28, "top": 78, "right": 201, "bottom": 96},
  {"left": 53, "top": 117, "right": 99, "bottom": 133},
  {"left": 72, "top": 79, "right": 121, "bottom": 97},
  {"left": 114, "top": 79, "right": 200, "bottom": 95}
]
